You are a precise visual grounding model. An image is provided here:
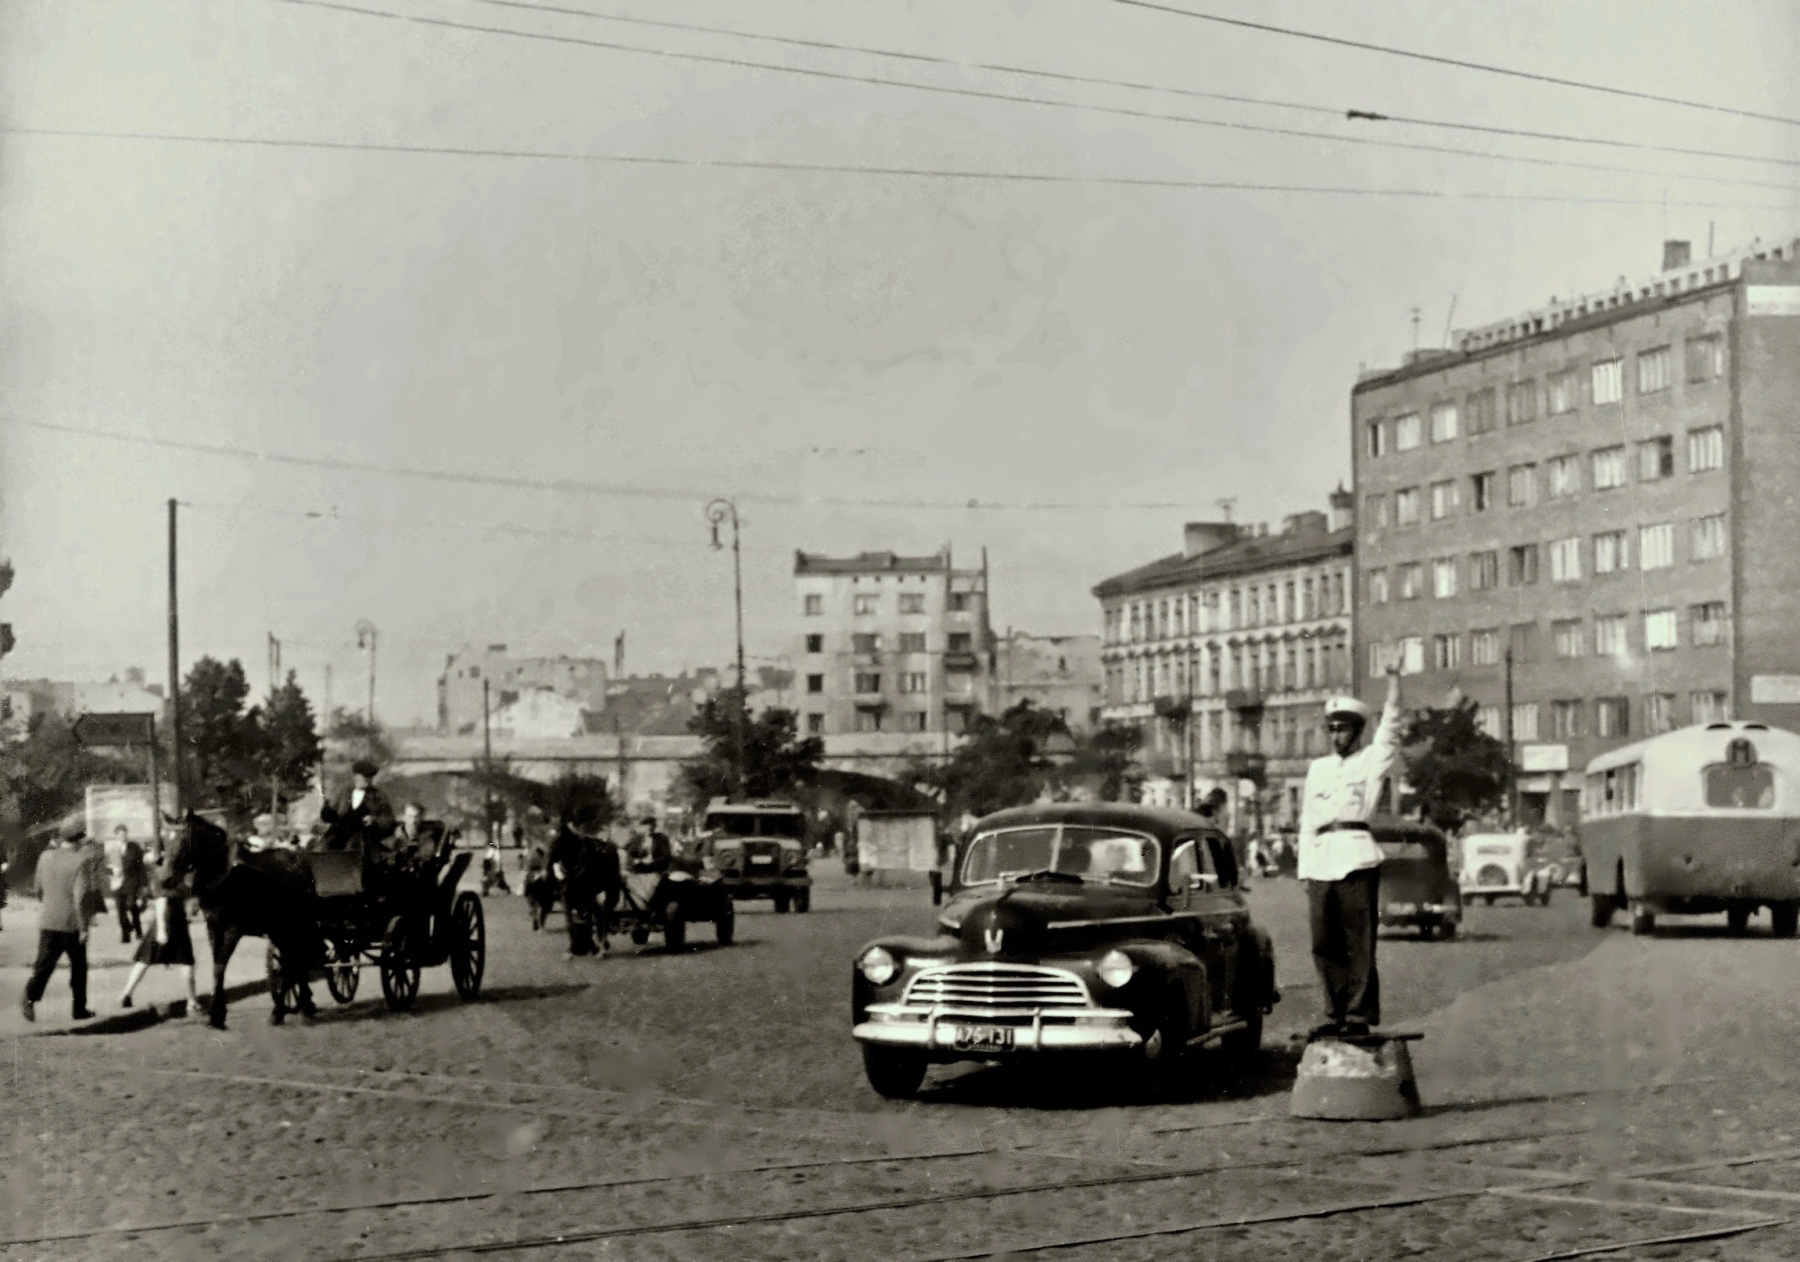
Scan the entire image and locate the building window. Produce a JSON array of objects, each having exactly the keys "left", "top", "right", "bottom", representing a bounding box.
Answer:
[
  {"left": 1595, "top": 697, "right": 1629, "bottom": 738},
  {"left": 1431, "top": 633, "right": 1461, "bottom": 671},
  {"left": 1364, "top": 494, "right": 1389, "bottom": 529},
  {"left": 948, "top": 592, "right": 971, "bottom": 612},
  {"left": 1690, "top": 514, "right": 1726, "bottom": 561},
  {"left": 1692, "top": 602, "right": 1729, "bottom": 647},
  {"left": 1691, "top": 691, "right": 1730, "bottom": 724},
  {"left": 804, "top": 594, "right": 824, "bottom": 616},
  {"left": 1688, "top": 426, "right": 1724, "bottom": 472},
  {"left": 1395, "top": 413, "right": 1422, "bottom": 450},
  {"left": 1552, "top": 699, "right": 1585, "bottom": 739},
  {"left": 1469, "top": 471, "right": 1496, "bottom": 512},
  {"left": 852, "top": 632, "right": 882, "bottom": 653},
  {"left": 1471, "top": 628, "right": 1500, "bottom": 666},
  {"left": 1469, "top": 550, "right": 1499, "bottom": 591},
  {"left": 1431, "top": 558, "right": 1458, "bottom": 599},
  {"left": 899, "top": 672, "right": 928, "bottom": 694},
  {"left": 1552, "top": 620, "right": 1585, "bottom": 659},
  {"left": 1247, "top": 589, "right": 1262, "bottom": 626},
  {"left": 1637, "top": 346, "right": 1672, "bottom": 394},
  {"left": 1394, "top": 487, "right": 1421, "bottom": 525},
  {"left": 1595, "top": 614, "right": 1629, "bottom": 657},
  {"left": 1644, "top": 692, "right": 1677, "bottom": 734},
  {"left": 1549, "top": 537, "right": 1583, "bottom": 583},
  {"left": 805, "top": 634, "right": 823, "bottom": 653},
  {"left": 854, "top": 673, "right": 882, "bottom": 693},
  {"left": 899, "top": 593, "right": 926, "bottom": 615},
  {"left": 1476, "top": 705, "right": 1503, "bottom": 737},
  {"left": 1466, "top": 388, "right": 1497, "bottom": 435},
  {"left": 1506, "top": 380, "right": 1538, "bottom": 426},
  {"left": 806, "top": 674, "right": 824, "bottom": 693},
  {"left": 1547, "top": 369, "right": 1579, "bottom": 415},
  {"left": 1367, "top": 420, "right": 1386, "bottom": 458},
  {"left": 1367, "top": 568, "right": 1390, "bottom": 604},
  {"left": 1591, "top": 358, "right": 1623, "bottom": 405},
  {"left": 1430, "top": 402, "right": 1460, "bottom": 443},
  {"left": 1644, "top": 608, "right": 1680, "bottom": 651},
  {"left": 897, "top": 632, "right": 926, "bottom": 653},
  {"left": 1507, "top": 463, "right": 1537, "bottom": 507},
  {"left": 1591, "top": 446, "right": 1629, "bottom": 491},
  {"left": 1333, "top": 572, "right": 1347, "bottom": 614},
  {"left": 1593, "top": 530, "right": 1629, "bottom": 575},
  {"left": 1508, "top": 543, "right": 1539, "bottom": 587},
  {"left": 1426, "top": 480, "right": 1456, "bottom": 520},
  {"left": 1509, "top": 622, "right": 1540, "bottom": 664},
  {"left": 853, "top": 593, "right": 878, "bottom": 616},
  {"left": 854, "top": 709, "right": 884, "bottom": 733},
  {"left": 1637, "top": 436, "right": 1674, "bottom": 481},
  {"left": 1303, "top": 577, "right": 1316, "bottom": 619},
  {"left": 903, "top": 710, "right": 929, "bottom": 732},
  {"left": 1397, "top": 563, "right": 1423, "bottom": 600},
  {"left": 947, "top": 632, "right": 973, "bottom": 652},
  {"left": 1548, "top": 455, "right": 1580, "bottom": 498},
  {"left": 1639, "top": 523, "right": 1676, "bottom": 570},
  {"left": 807, "top": 713, "right": 825, "bottom": 734},
  {"left": 1686, "top": 334, "right": 1724, "bottom": 382},
  {"left": 1399, "top": 636, "right": 1425, "bottom": 675},
  {"left": 1512, "top": 702, "right": 1541, "bottom": 741}
]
